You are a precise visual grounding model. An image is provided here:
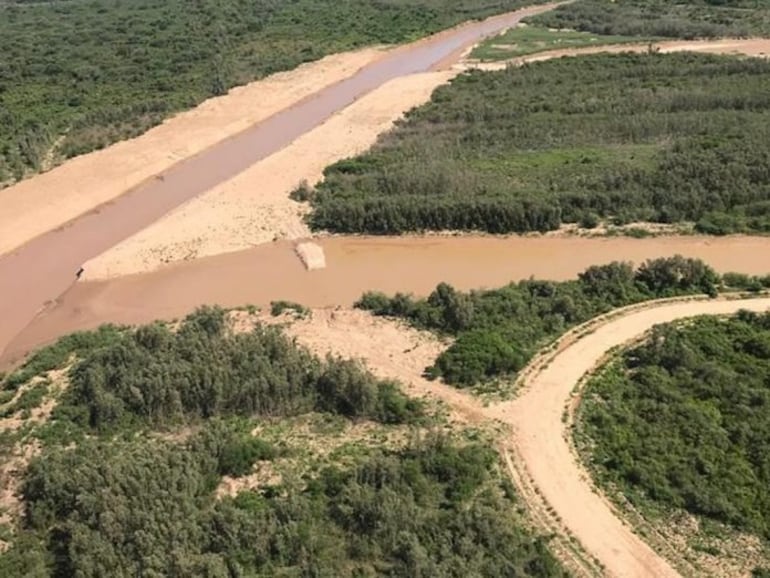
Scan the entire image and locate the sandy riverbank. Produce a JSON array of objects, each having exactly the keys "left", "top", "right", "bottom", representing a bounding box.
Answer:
[
  {"left": 0, "top": 48, "right": 386, "bottom": 257},
  {"left": 81, "top": 70, "right": 455, "bottom": 279},
  {"left": 465, "top": 37, "right": 770, "bottom": 70},
  {"left": 82, "top": 37, "right": 770, "bottom": 280}
]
